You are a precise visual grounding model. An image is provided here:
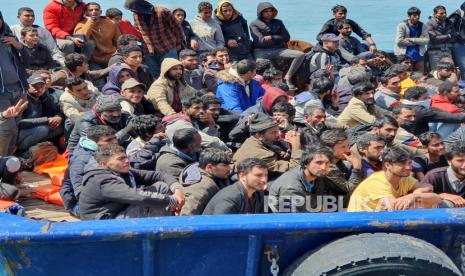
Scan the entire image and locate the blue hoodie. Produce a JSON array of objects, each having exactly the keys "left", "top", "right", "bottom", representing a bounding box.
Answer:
[{"left": 101, "top": 65, "right": 136, "bottom": 95}]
